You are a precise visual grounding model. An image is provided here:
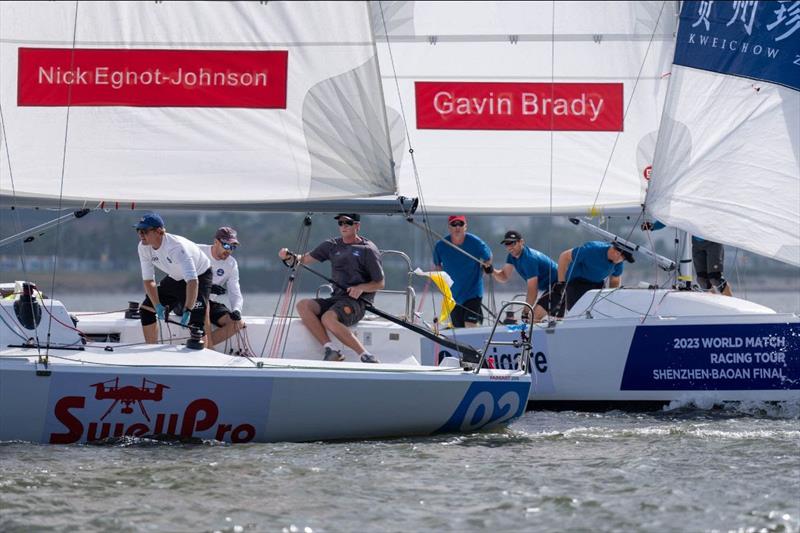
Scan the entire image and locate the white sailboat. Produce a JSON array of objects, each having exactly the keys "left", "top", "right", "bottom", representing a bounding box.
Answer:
[
  {"left": 1, "top": 0, "right": 798, "bottom": 421},
  {"left": 372, "top": 0, "right": 799, "bottom": 407},
  {"left": 0, "top": 1, "right": 531, "bottom": 444}
]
